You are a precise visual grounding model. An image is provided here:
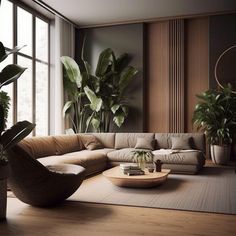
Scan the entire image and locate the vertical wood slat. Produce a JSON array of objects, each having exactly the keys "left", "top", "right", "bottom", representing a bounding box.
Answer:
[
  {"left": 146, "top": 22, "right": 169, "bottom": 132},
  {"left": 169, "top": 19, "right": 185, "bottom": 133}
]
